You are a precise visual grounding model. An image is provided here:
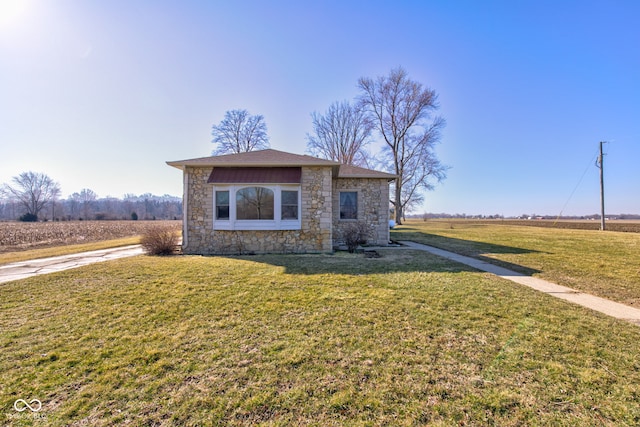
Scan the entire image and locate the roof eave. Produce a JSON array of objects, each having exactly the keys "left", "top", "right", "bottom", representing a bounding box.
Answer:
[
  {"left": 338, "top": 174, "right": 397, "bottom": 181},
  {"left": 167, "top": 160, "right": 339, "bottom": 169},
  {"left": 166, "top": 161, "right": 186, "bottom": 170}
]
